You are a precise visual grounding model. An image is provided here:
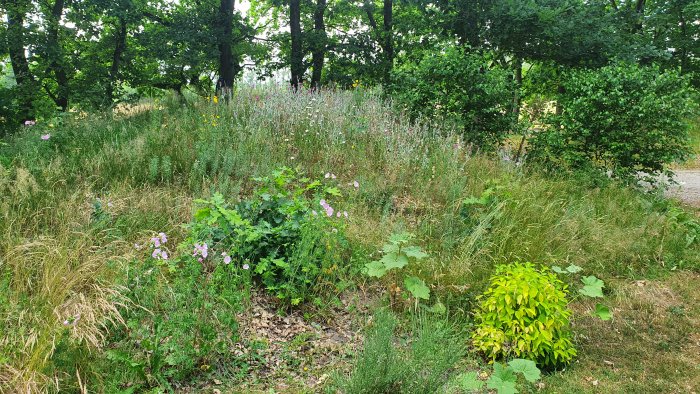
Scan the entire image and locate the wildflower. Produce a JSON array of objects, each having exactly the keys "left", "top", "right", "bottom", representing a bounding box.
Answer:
[
  {"left": 107, "top": 202, "right": 114, "bottom": 208},
  {"left": 337, "top": 211, "right": 341, "bottom": 218},
  {"left": 152, "top": 248, "right": 162, "bottom": 259},
  {"left": 344, "top": 211, "right": 348, "bottom": 218},
  {"left": 161, "top": 251, "right": 169, "bottom": 260},
  {"left": 243, "top": 263, "right": 250, "bottom": 270},
  {"left": 325, "top": 173, "right": 330, "bottom": 179},
  {"left": 353, "top": 180, "right": 359, "bottom": 189},
  {"left": 331, "top": 174, "right": 337, "bottom": 179},
  {"left": 134, "top": 243, "right": 141, "bottom": 249},
  {"left": 312, "top": 210, "right": 318, "bottom": 216},
  {"left": 224, "top": 255, "right": 231, "bottom": 264},
  {"left": 24, "top": 120, "right": 36, "bottom": 126},
  {"left": 41, "top": 134, "right": 51, "bottom": 140},
  {"left": 213, "top": 95, "right": 219, "bottom": 104},
  {"left": 325, "top": 205, "right": 334, "bottom": 217},
  {"left": 193, "top": 243, "right": 209, "bottom": 259},
  {"left": 151, "top": 237, "right": 161, "bottom": 248}
]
